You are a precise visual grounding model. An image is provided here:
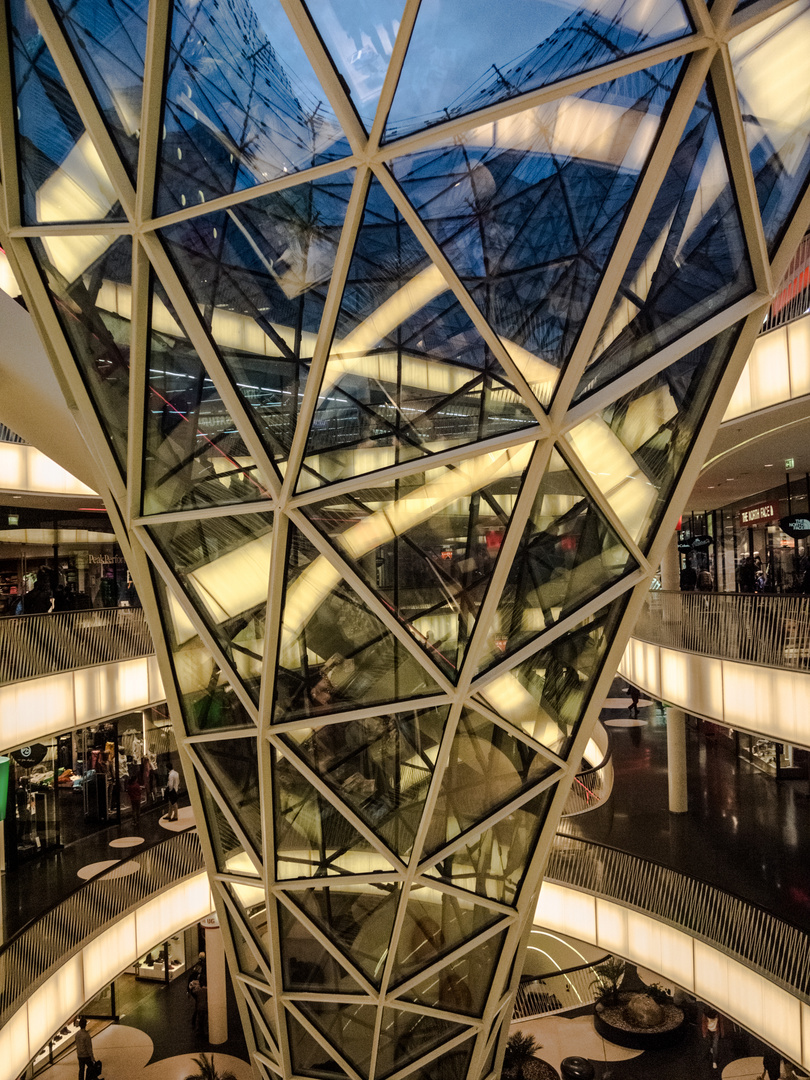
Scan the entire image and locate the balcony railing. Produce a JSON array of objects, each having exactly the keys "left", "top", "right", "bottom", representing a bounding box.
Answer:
[
  {"left": 512, "top": 955, "right": 609, "bottom": 1020},
  {"left": 0, "top": 607, "right": 154, "bottom": 685},
  {"left": 633, "top": 591, "right": 810, "bottom": 670},
  {"left": 561, "top": 724, "right": 613, "bottom": 818},
  {"left": 546, "top": 833, "right": 810, "bottom": 1003},
  {"left": 0, "top": 828, "right": 204, "bottom": 1026}
]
